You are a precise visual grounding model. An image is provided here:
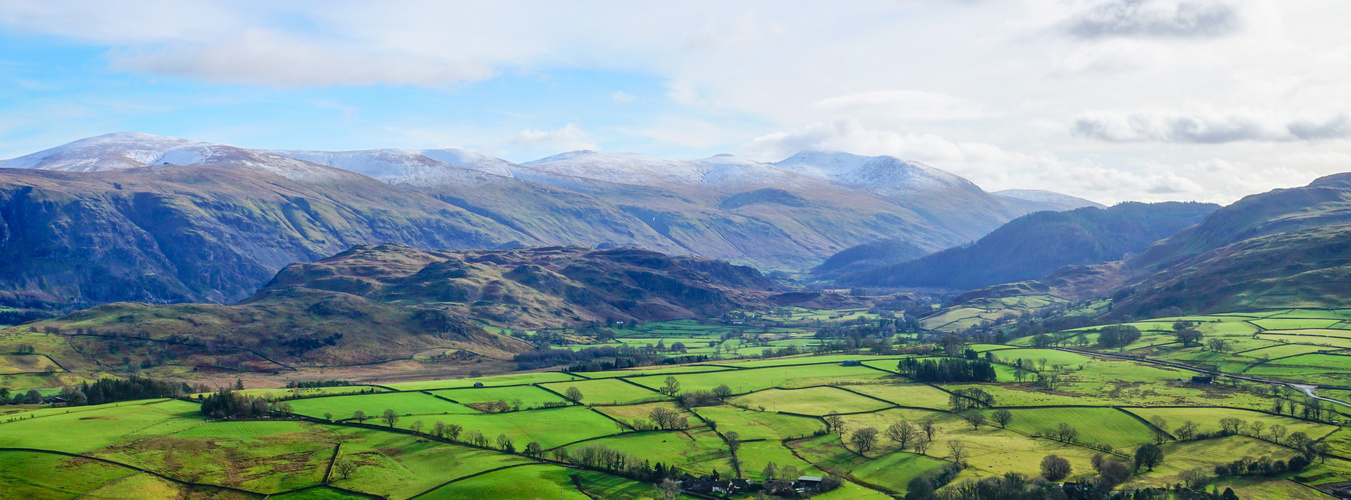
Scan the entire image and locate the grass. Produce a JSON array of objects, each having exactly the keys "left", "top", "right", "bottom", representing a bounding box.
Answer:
[
  {"left": 287, "top": 391, "right": 478, "bottom": 420},
  {"left": 843, "top": 383, "right": 956, "bottom": 409},
  {"left": 0, "top": 354, "right": 63, "bottom": 374},
  {"left": 416, "top": 464, "right": 591, "bottom": 500},
  {"left": 380, "top": 371, "right": 584, "bottom": 391},
  {"left": 0, "top": 399, "right": 205, "bottom": 453},
  {"left": 996, "top": 407, "right": 1156, "bottom": 448},
  {"left": 594, "top": 401, "right": 691, "bottom": 427},
  {"left": 730, "top": 386, "right": 893, "bottom": 415},
  {"left": 1123, "top": 436, "right": 1300, "bottom": 488},
  {"left": 1123, "top": 407, "right": 1336, "bottom": 440},
  {"left": 330, "top": 427, "right": 528, "bottom": 499},
  {"left": 0, "top": 450, "right": 135, "bottom": 499},
  {"left": 564, "top": 428, "right": 733, "bottom": 476},
  {"left": 432, "top": 385, "right": 568, "bottom": 409},
  {"left": 394, "top": 405, "right": 619, "bottom": 449},
  {"left": 695, "top": 406, "right": 825, "bottom": 440},
  {"left": 628, "top": 363, "right": 892, "bottom": 394},
  {"left": 538, "top": 378, "right": 668, "bottom": 405}
]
